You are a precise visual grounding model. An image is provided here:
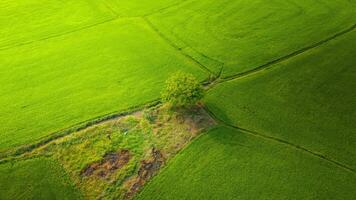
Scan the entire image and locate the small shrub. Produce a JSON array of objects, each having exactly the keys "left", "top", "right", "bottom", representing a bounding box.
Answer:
[
  {"left": 143, "top": 109, "right": 157, "bottom": 123},
  {"left": 161, "top": 71, "right": 204, "bottom": 108}
]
